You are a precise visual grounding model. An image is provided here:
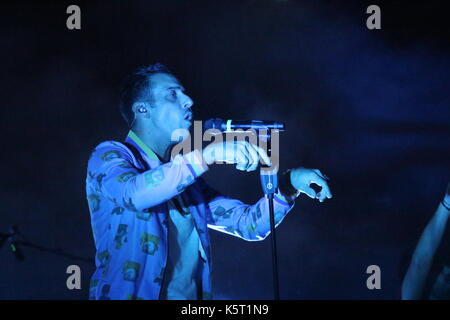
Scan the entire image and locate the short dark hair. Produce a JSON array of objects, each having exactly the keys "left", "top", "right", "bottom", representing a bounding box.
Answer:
[{"left": 119, "top": 63, "right": 172, "bottom": 127}]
